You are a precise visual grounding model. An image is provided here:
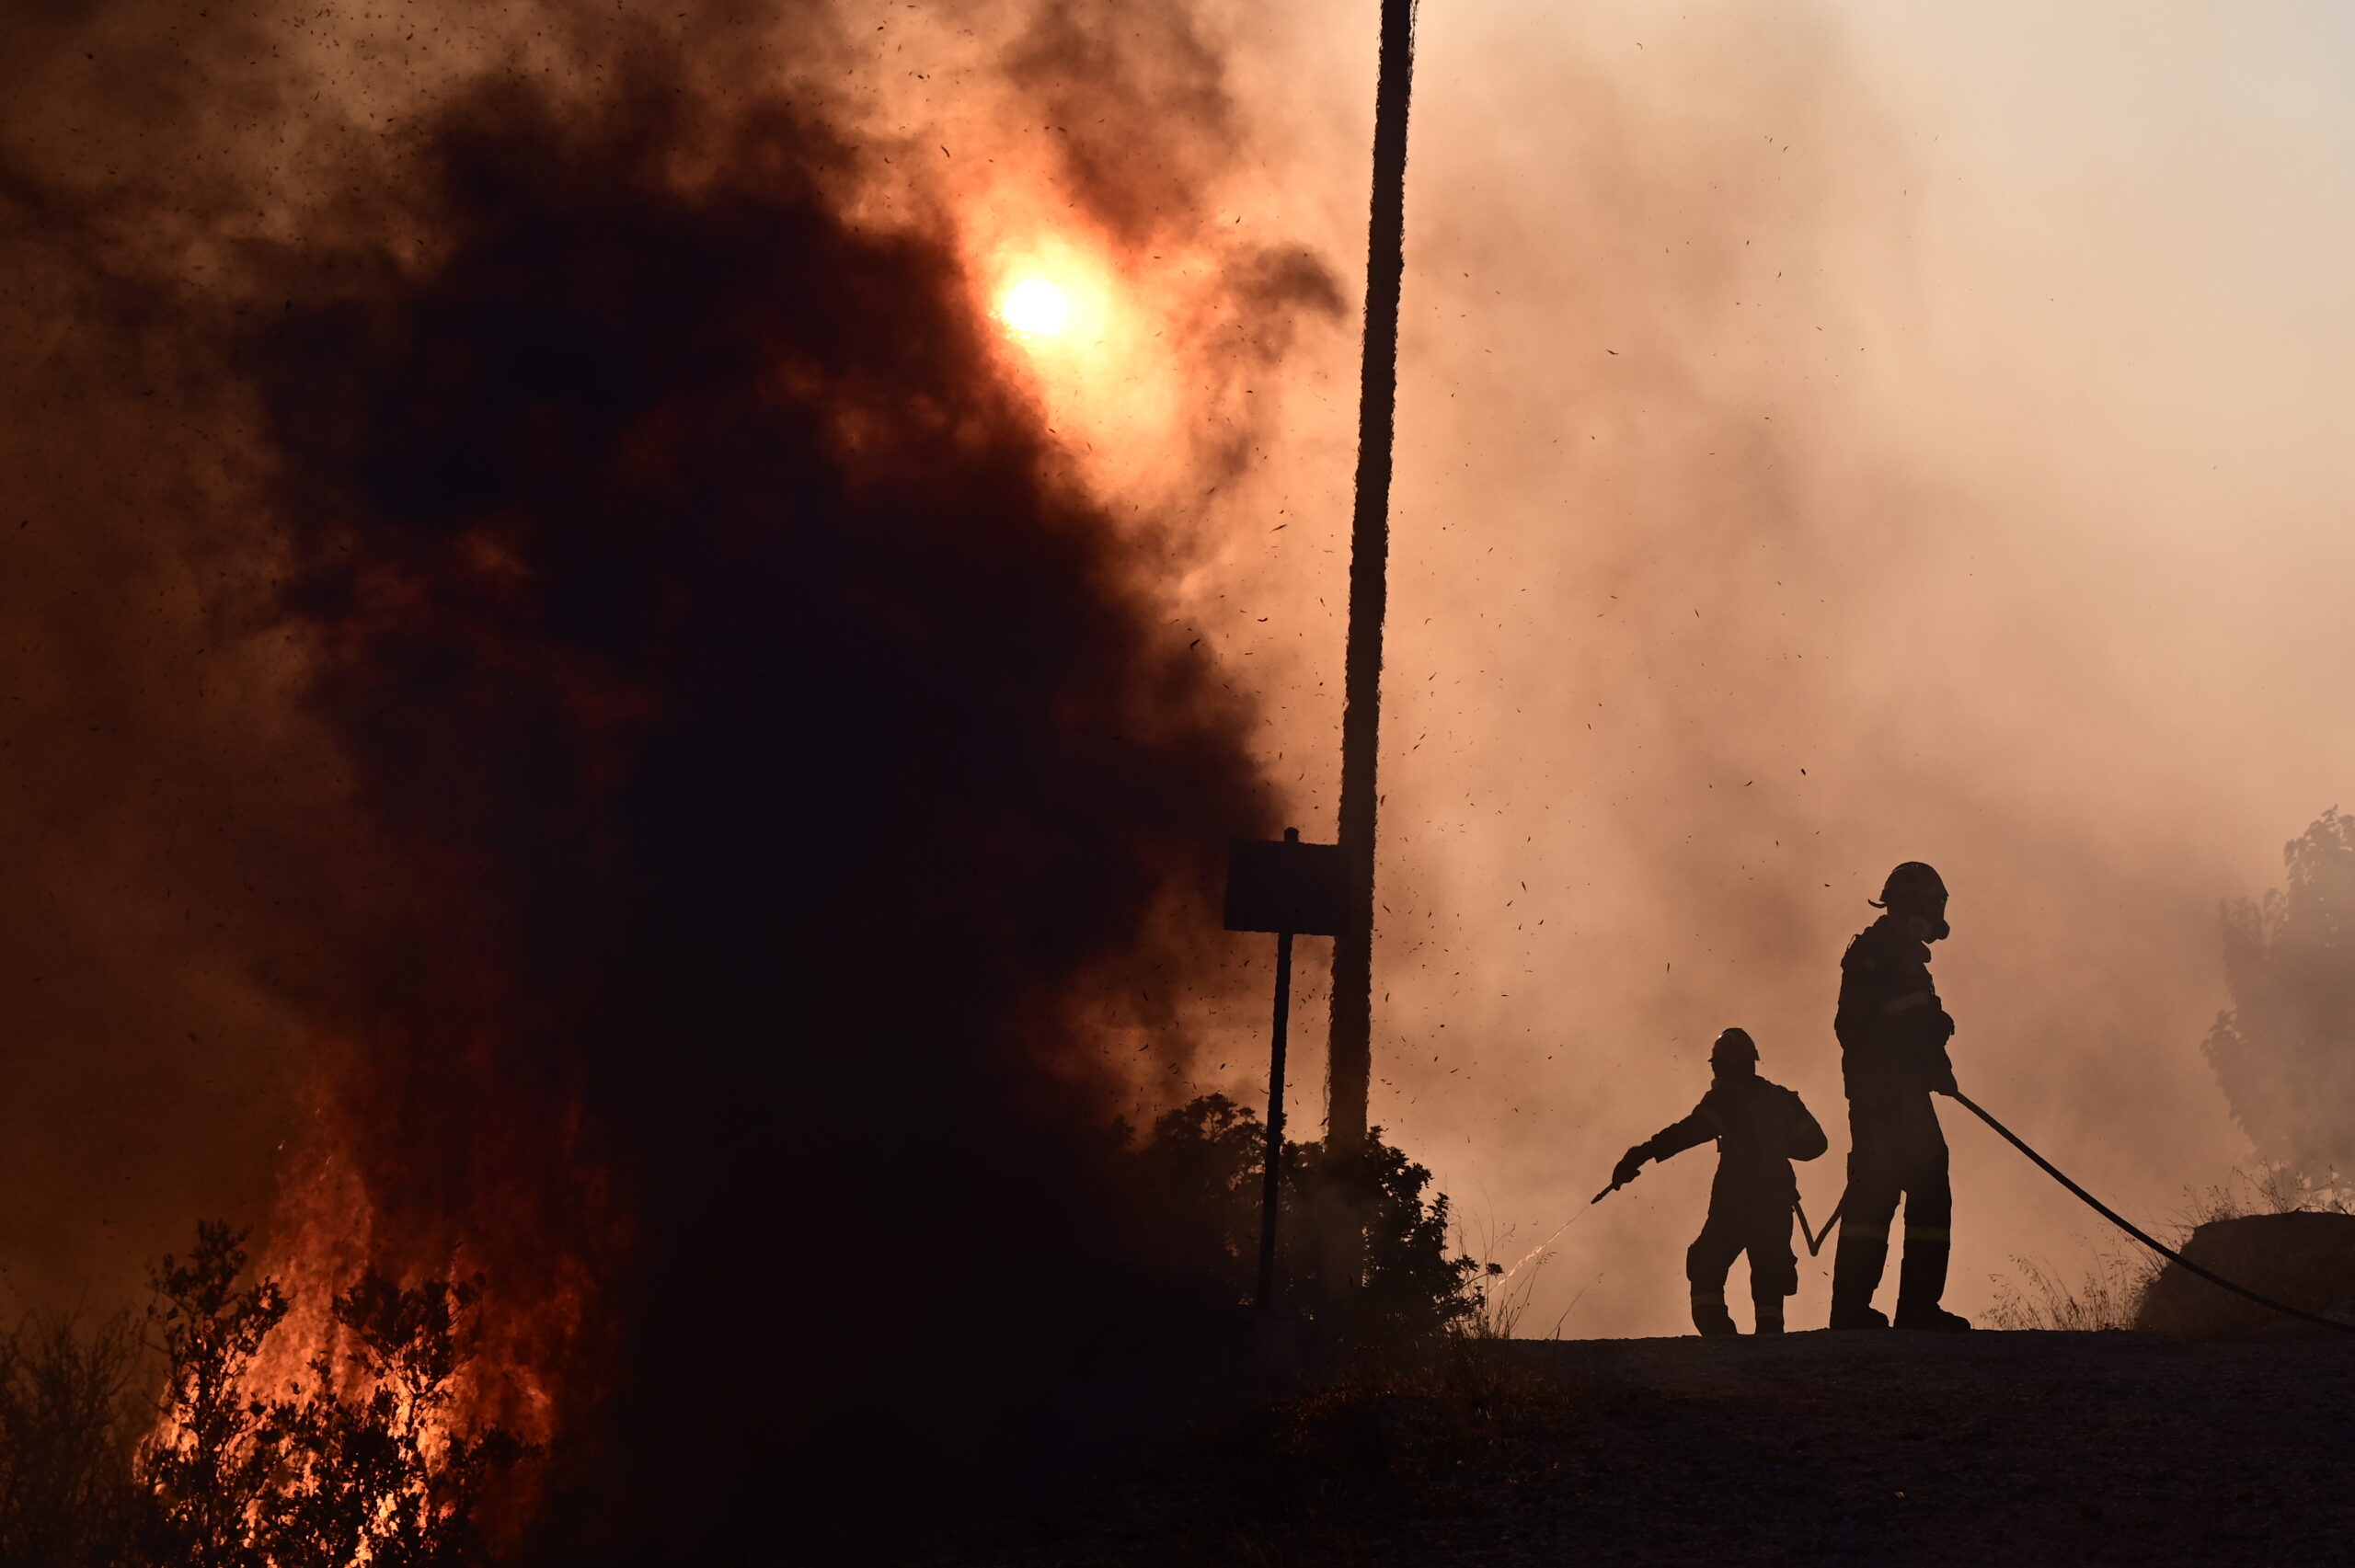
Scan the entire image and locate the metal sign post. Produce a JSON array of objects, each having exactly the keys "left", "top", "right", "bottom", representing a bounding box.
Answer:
[
  {"left": 1257, "top": 924, "right": 1295, "bottom": 1310},
  {"left": 1224, "top": 829, "right": 1348, "bottom": 1309}
]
